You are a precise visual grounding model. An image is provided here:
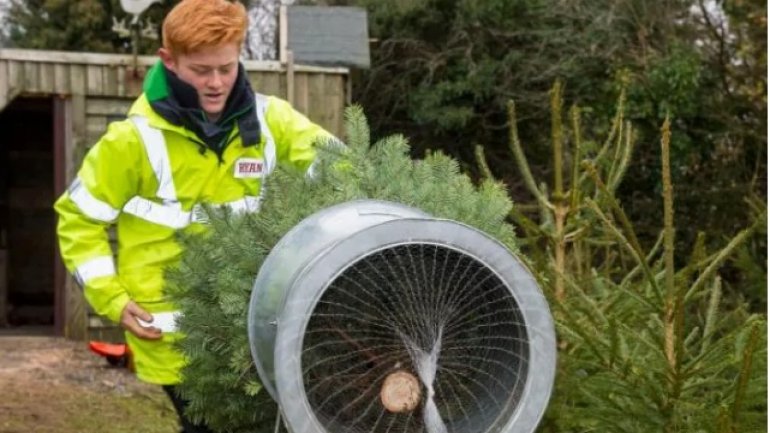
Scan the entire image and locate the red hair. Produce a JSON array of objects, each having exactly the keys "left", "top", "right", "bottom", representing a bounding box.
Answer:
[{"left": 162, "top": 0, "right": 247, "bottom": 54}]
